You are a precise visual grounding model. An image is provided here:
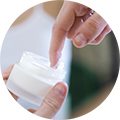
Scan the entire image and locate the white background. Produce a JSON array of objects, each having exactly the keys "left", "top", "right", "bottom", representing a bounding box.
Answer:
[{"left": 0, "top": 0, "right": 120, "bottom": 120}]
